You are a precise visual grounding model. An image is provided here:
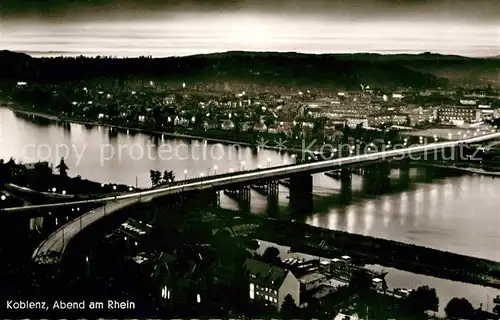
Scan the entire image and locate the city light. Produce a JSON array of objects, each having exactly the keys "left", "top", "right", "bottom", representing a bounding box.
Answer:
[
  {"left": 52, "top": 187, "right": 56, "bottom": 192},
  {"left": 0, "top": 195, "right": 6, "bottom": 201}
]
